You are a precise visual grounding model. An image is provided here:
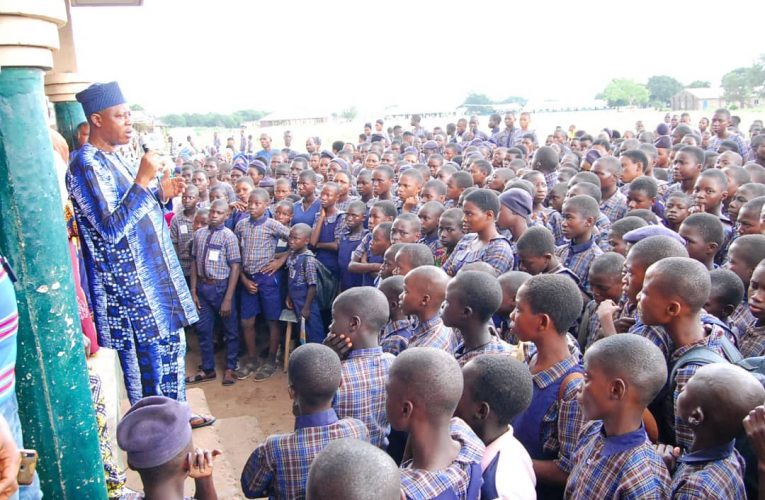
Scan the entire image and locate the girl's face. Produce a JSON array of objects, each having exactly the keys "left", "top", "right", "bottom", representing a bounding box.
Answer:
[
  {"left": 274, "top": 206, "right": 293, "bottom": 226},
  {"left": 274, "top": 183, "right": 291, "bottom": 201},
  {"left": 461, "top": 201, "right": 492, "bottom": 233}
]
